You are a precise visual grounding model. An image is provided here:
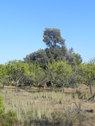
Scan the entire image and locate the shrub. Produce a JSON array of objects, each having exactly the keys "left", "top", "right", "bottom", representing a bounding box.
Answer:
[
  {"left": 51, "top": 111, "right": 73, "bottom": 126},
  {"left": 0, "top": 93, "right": 19, "bottom": 126},
  {"left": 0, "top": 93, "right": 5, "bottom": 115},
  {"left": 1, "top": 111, "right": 18, "bottom": 126}
]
